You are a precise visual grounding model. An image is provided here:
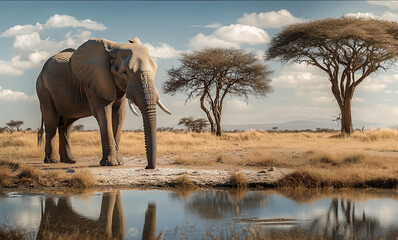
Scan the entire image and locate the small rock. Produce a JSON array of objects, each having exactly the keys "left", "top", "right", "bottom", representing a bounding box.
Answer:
[
  {"left": 268, "top": 167, "right": 276, "bottom": 171},
  {"left": 66, "top": 169, "right": 75, "bottom": 173}
]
